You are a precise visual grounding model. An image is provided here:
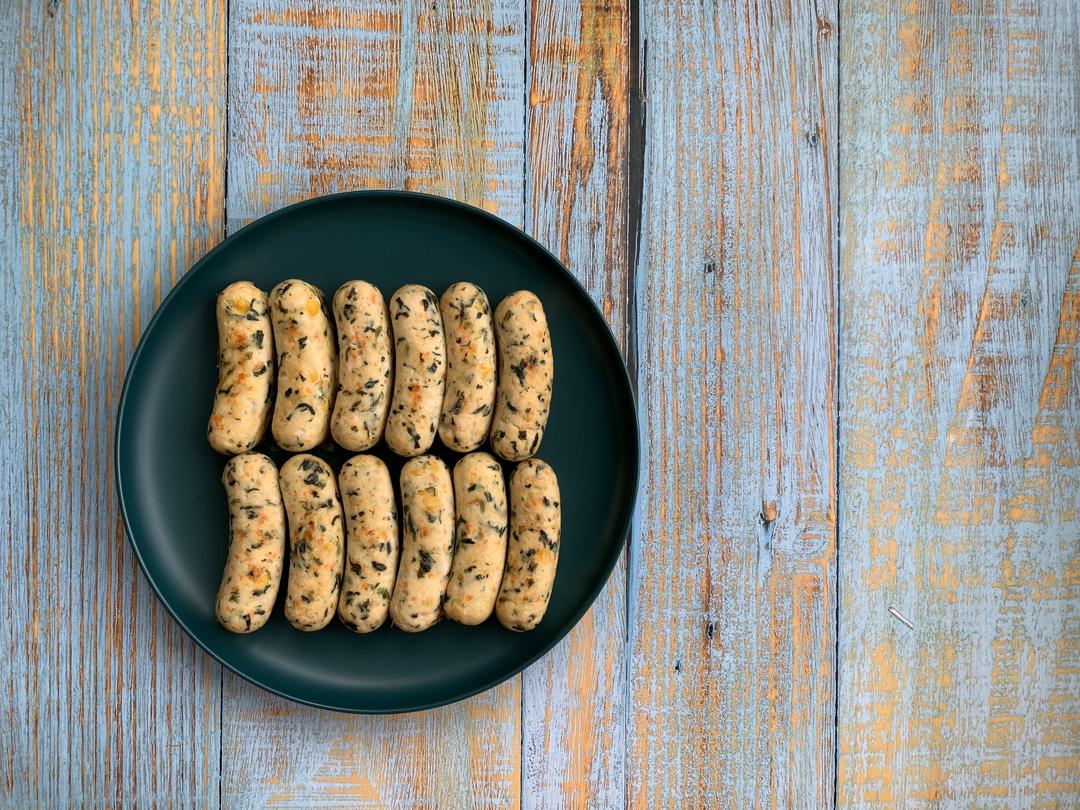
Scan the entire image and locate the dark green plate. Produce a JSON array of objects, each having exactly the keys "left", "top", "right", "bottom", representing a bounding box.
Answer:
[{"left": 115, "top": 191, "right": 639, "bottom": 714}]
